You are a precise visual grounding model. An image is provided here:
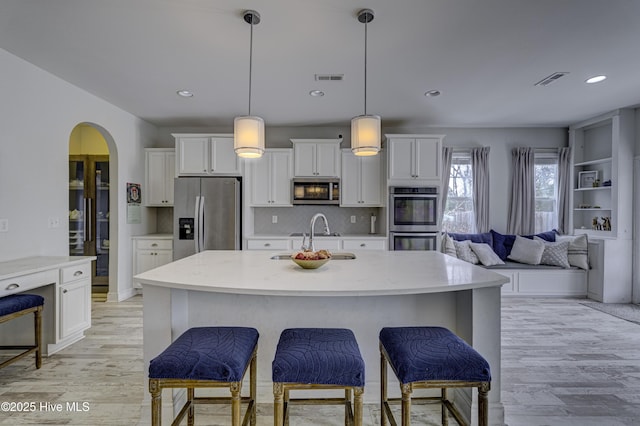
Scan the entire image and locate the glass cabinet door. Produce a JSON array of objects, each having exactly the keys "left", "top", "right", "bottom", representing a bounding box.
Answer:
[
  {"left": 94, "top": 161, "right": 109, "bottom": 282},
  {"left": 69, "top": 159, "right": 86, "bottom": 255}
]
